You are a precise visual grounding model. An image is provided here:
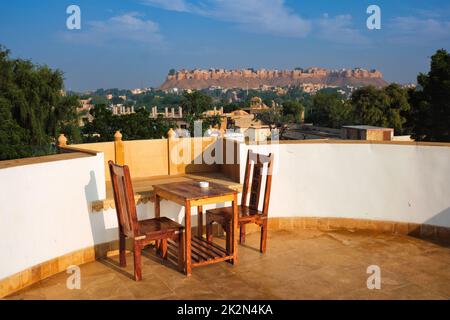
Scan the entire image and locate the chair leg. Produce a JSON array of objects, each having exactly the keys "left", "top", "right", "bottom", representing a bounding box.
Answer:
[
  {"left": 260, "top": 220, "right": 268, "bottom": 254},
  {"left": 119, "top": 233, "right": 126, "bottom": 267},
  {"left": 133, "top": 242, "right": 142, "bottom": 281},
  {"left": 225, "top": 224, "right": 232, "bottom": 254},
  {"left": 239, "top": 224, "right": 246, "bottom": 244},
  {"left": 178, "top": 231, "right": 184, "bottom": 273},
  {"left": 155, "top": 240, "right": 161, "bottom": 255},
  {"left": 161, "top": 239, "right": 168, "bottom": 260},
  {"left": 206, "top": 217, "right": 213, "bottom": 242}
]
